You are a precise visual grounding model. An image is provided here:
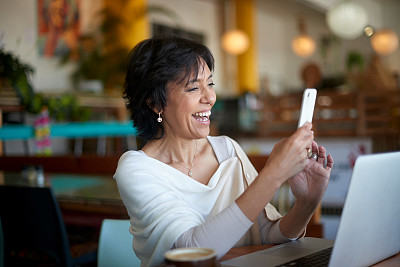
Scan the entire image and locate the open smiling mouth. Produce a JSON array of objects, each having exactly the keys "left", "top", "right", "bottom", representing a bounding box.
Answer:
[{"left": 193, "top": 111, "right": 211, "bottom": 122}]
